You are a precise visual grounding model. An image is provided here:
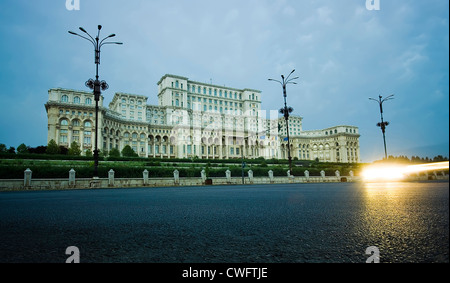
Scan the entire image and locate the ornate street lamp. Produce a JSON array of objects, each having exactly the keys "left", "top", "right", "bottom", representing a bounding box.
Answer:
[
  {"left": 269, "top": 70, "right": 299, "bottom": 172},
  {"left": 369, "top": 94, "right": 394, "bottom": 160},
  {"left": 69, "top": 25, "right": 123, "bottom": 177}
]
